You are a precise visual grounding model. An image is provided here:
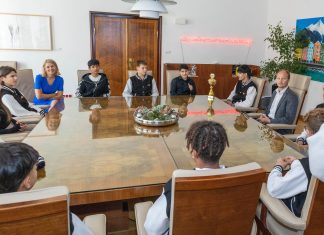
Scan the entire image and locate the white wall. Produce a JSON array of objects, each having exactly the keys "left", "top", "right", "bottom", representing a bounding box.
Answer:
[
  {"left": 266, "top": 0, "right": 324, "bottom": 115},
  {"left": 0, "top": 0, "right": 268, "bottom": 95}
]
